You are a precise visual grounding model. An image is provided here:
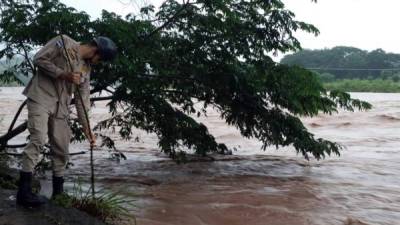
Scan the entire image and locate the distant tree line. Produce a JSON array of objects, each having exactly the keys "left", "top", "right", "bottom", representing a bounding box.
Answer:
[
  {"left": 281, "top": 46, "right": 400, "bottom": 81},
  {"left": 324, "top": 79, "right": 400, "bottom": 93}
]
